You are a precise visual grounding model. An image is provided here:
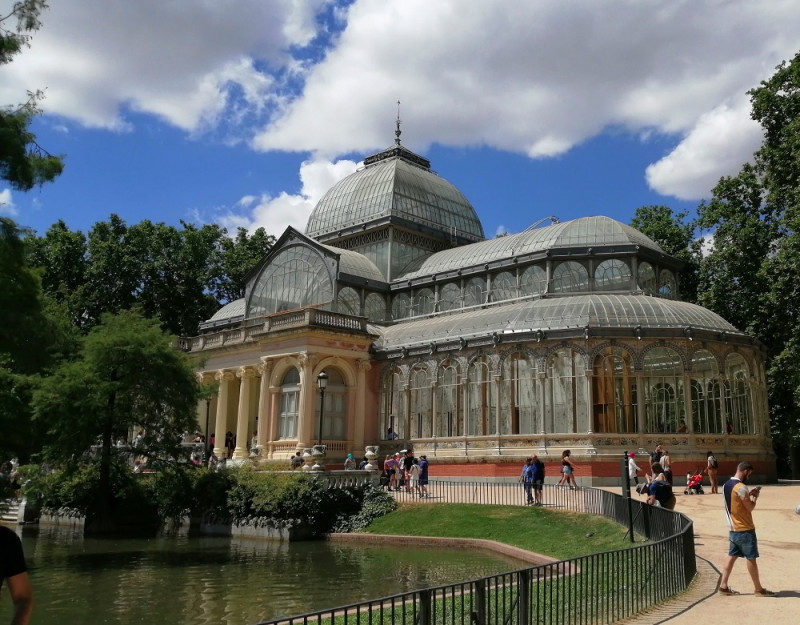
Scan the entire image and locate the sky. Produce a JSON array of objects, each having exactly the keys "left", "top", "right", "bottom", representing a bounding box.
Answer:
[{"left": 2, "top": 0, "right": 799, "bottom": 241}]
